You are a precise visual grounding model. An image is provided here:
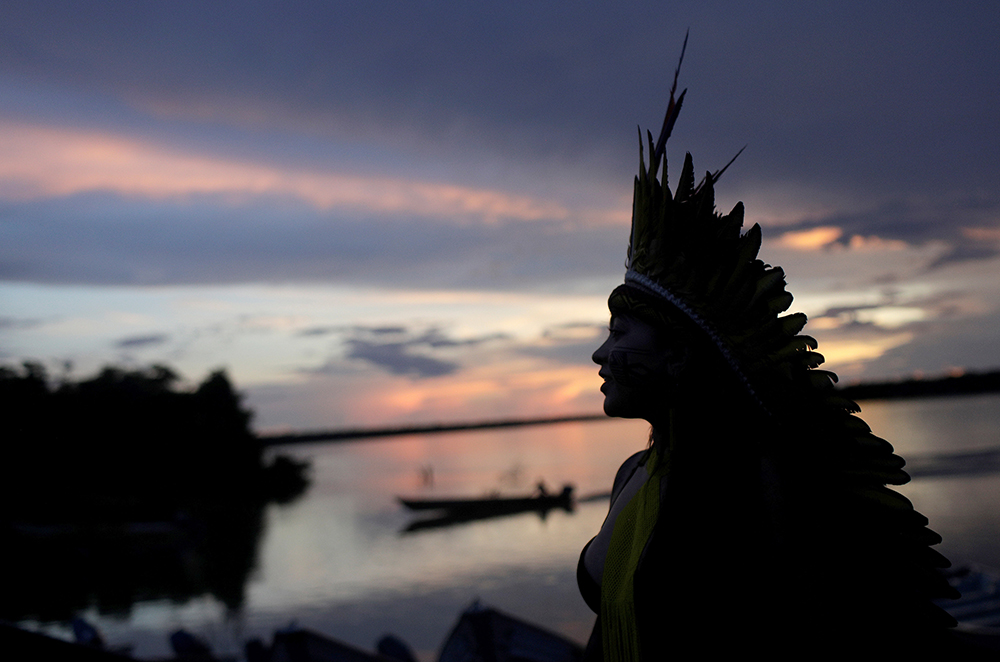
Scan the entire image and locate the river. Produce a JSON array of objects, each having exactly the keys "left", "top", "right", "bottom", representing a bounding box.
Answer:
[{"left": 21, "top": 393, "right": 1000, "bottom": 659}]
